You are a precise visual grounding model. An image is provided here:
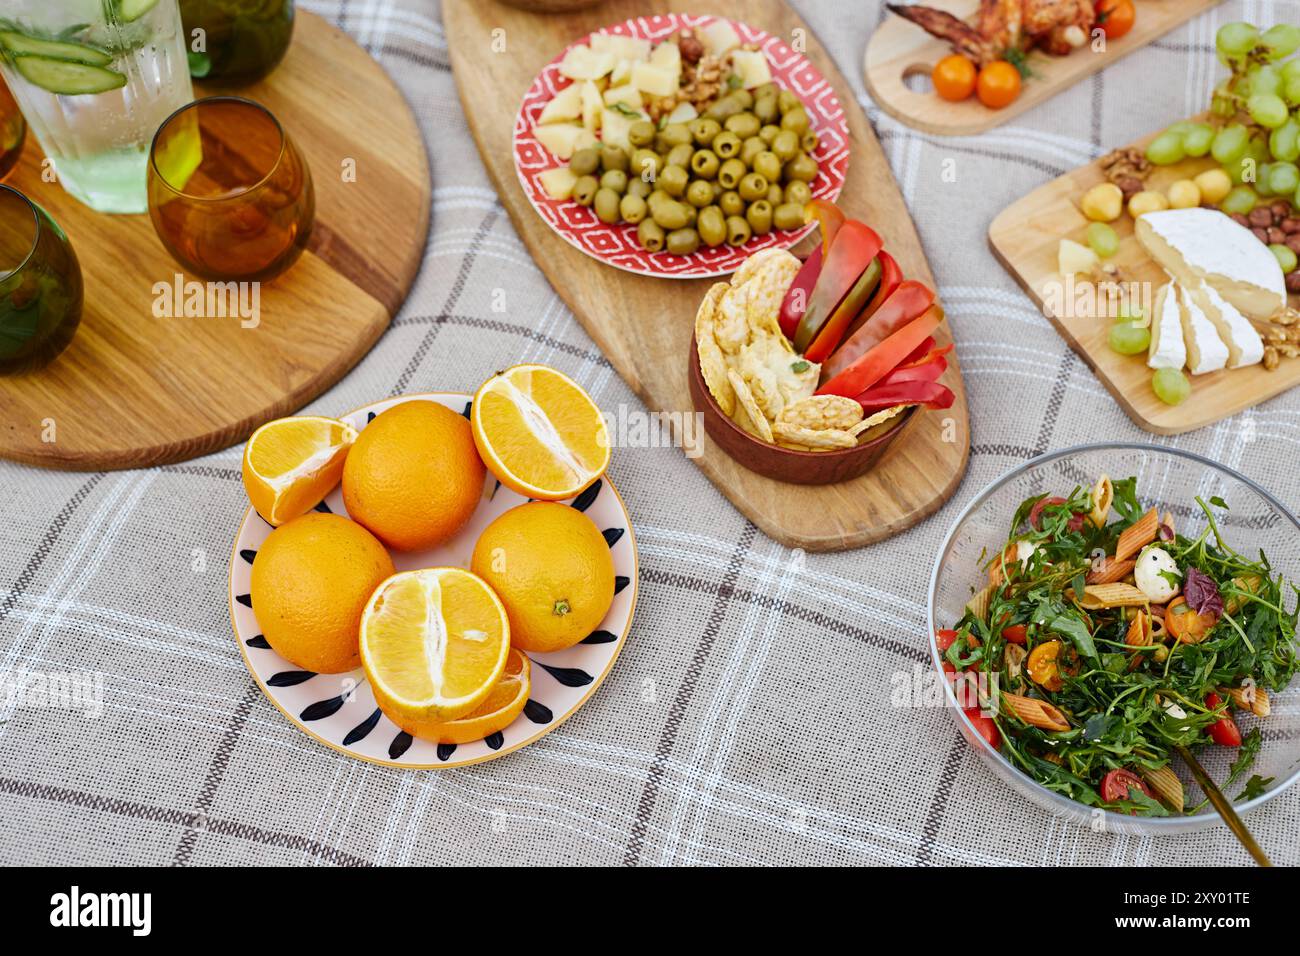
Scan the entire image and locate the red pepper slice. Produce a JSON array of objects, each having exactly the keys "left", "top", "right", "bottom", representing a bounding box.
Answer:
[
  {"left": 803, "top": 257, "right": 883, "bottom": 362},
  {"left": 792, "top": 221, "right": 883, "bottom": 354},
  {"left": 822, "top": 281, "right": 936, "bottom": 380},
  {"left": 777, "top": 244, "right": 823, "bottom": 339},
  {"left": 899, "top": 341, "right": 952, "bottom": 369},
  {"left": 818, "top": 304, "right": 945, "bottom": 398},
  {"left": 877, "top": 352, "right": 948, "bottom": 386},
  {"left": 853, "top": 380, "right": 955, "bottom": 414},
  {"left": 804, "top": 198, "right": 845, "bottom": 258}
]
